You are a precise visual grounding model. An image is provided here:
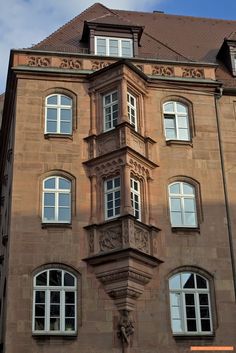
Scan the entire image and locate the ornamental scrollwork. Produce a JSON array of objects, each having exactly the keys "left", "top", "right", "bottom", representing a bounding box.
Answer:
[
  {"left": 91, "top": 61, "right": 112, "bottom": 70},
  {"left": 89, "top": 231, "right": 94, "bottom": 254},
  {"left": 152, "top": 65, "right": 174, "bottom": 76},
  {"left": 28, "top": 56, "right": 51, "bottom": 67},
  {"left": 134, "top": 227, "right": 150, "bottom": 254},
  {"left": 182, "top": 67, "right": 204, "bottom": 78},
  {"left": 99, "top": 226, "right": 122, "bottom": 252},
  {"left": 60, "top": 58, "right": 82, "bottom": 69}
]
